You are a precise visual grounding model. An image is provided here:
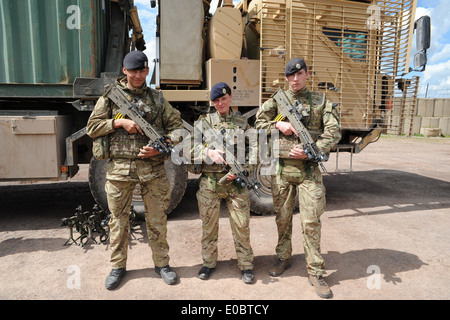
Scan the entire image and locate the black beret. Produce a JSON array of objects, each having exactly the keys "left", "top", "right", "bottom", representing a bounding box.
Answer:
[
  {"left": 210, "top": 82, "right": 231, "bottom": 101},
  {"left": 123, "top": 50, "right": 148, "bottom": 70},
  {"left": 285, "top": 58, "right": 307, "bottom": 76}
]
